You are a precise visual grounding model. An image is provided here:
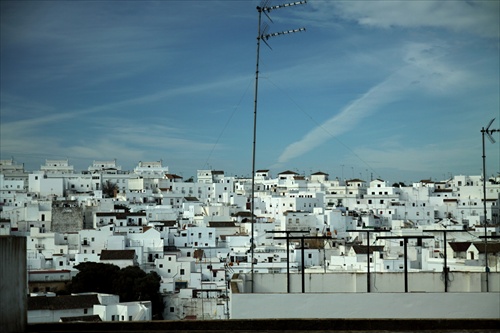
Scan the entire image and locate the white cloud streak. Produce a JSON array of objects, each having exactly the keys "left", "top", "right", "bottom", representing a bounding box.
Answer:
[
  {"left": 275, "top": 42, "right": 470, "bottom": 166},
  {"left": 308, "top": 0, "right": 500, "bottom": 38}
]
